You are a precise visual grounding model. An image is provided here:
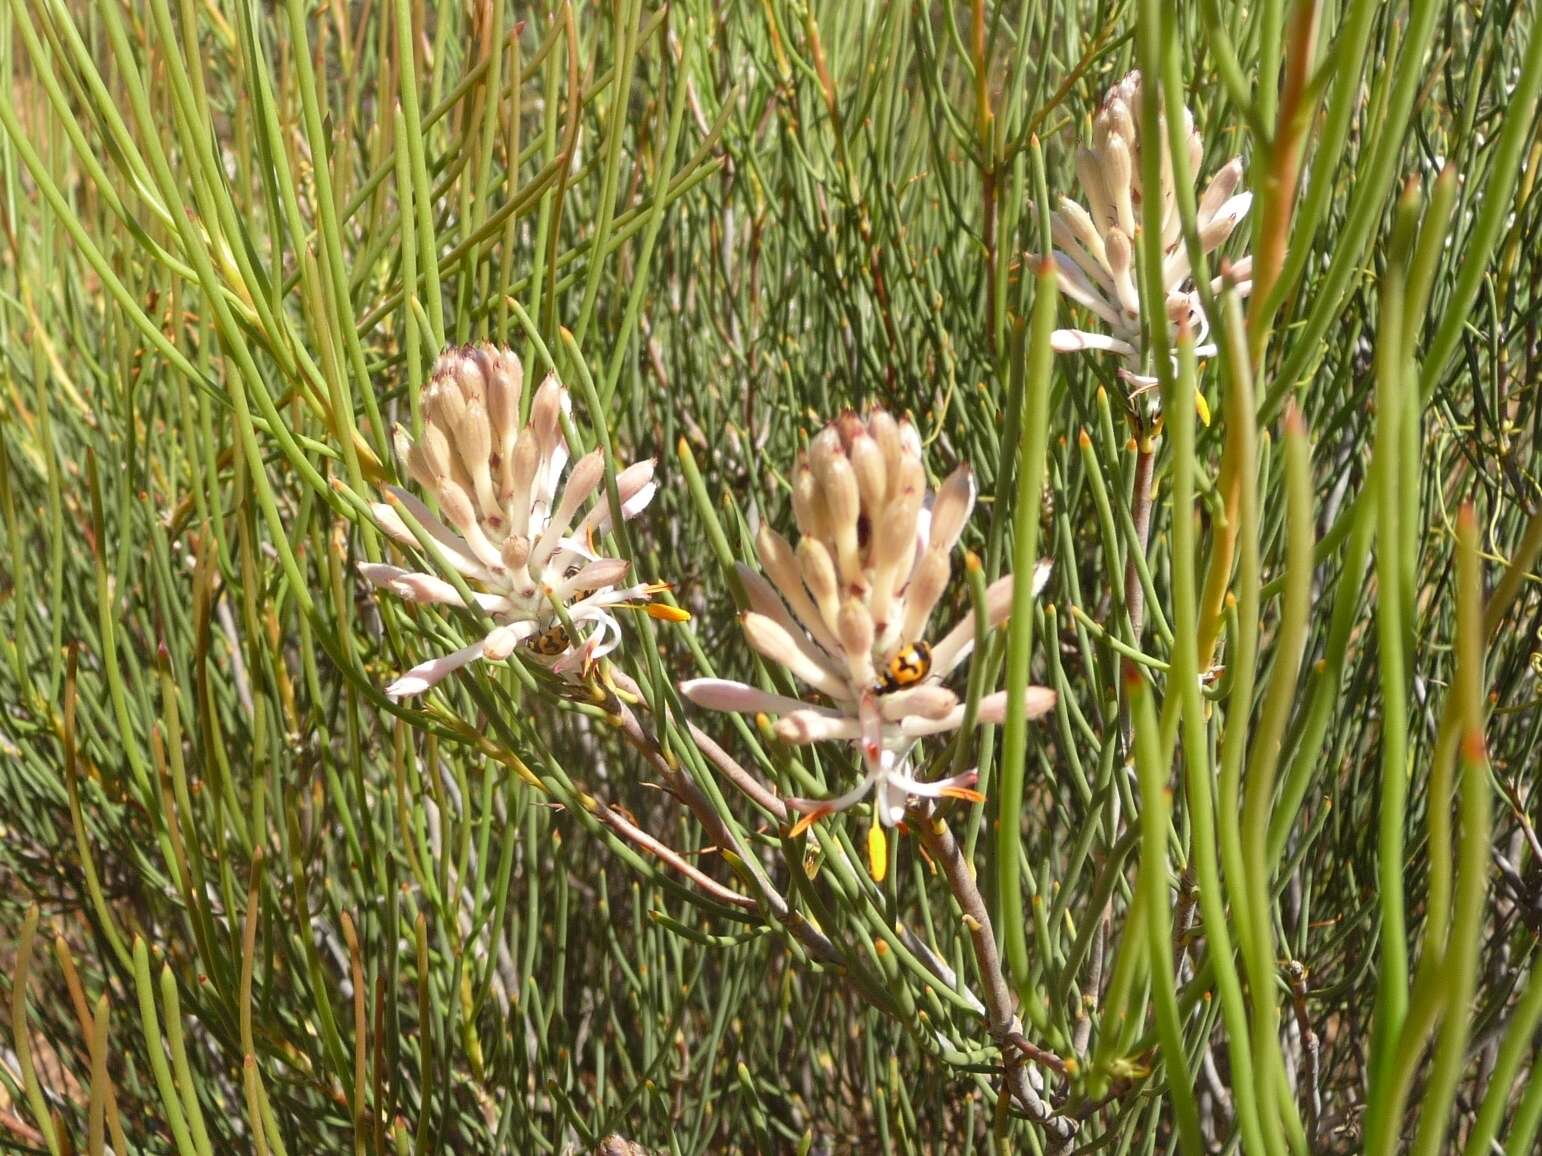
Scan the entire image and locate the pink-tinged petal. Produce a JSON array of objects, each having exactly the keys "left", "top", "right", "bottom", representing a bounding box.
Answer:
[
  {"left": 970, "top": 687, "right": 1058, "bottom": 725},
  {"left": 532, "top": 450, "right": 604, "bottom": 571},
  {"left": 928, "top": 574, "right": 1012, "bottom": 678},
  {"left": 755, "top": 528, "right": 844, "bottom": 656},
  {"left": 878, "top": 684, "right": 959, "bottom": 721},
  {"left": 857, "top": 694, "right": 886, "bottom": 774},
  {"left": 1197, "top": 157, "right": 1245, "bottom": 222},
  {"left": 576, "top": 459, "right": 656, "bottom": 539},
  {"left": 556, "top": 557, "right": 630, "bottom": 598},
  {"left": 893, "top": 689, "right": 1053, "bottom": 738},
  {"left": 1049, "top": 213, "right": 1112, "bottom": 290},
  {"left": 360, "top": 563, "right": 461, "bottom": 606},
  {"left": 896, "top": 706, "right": 970, "bottom": 737},
  {"left": 386, "top": 637, "right": 488, "bottom": 699},
  {"left": 928, "top": 564, "right": 1052, "bottom": 679},
  {"left": 370, "top": 502, "right": 419, "bottom": 547},
  {"left": 1200, "top": 192, "right": 1253, "bottom": 252},
  {"left": 679, "top": 678, "right": 831, "bottom": 718},
  {"left": 359, "top": 563, "right": 511, "bottom": 613},
  {"left": 571, "top": 581, "right": 656, "bottom": 615},
  {"left": 621, "top": 481, "right": 657, "bottom": 521},
  {"left": 1220, "top": 256, "right": 1252, "bottom": 283},
  {"left": 773, "top": 711, "right": 863, "bottom": 744}
]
